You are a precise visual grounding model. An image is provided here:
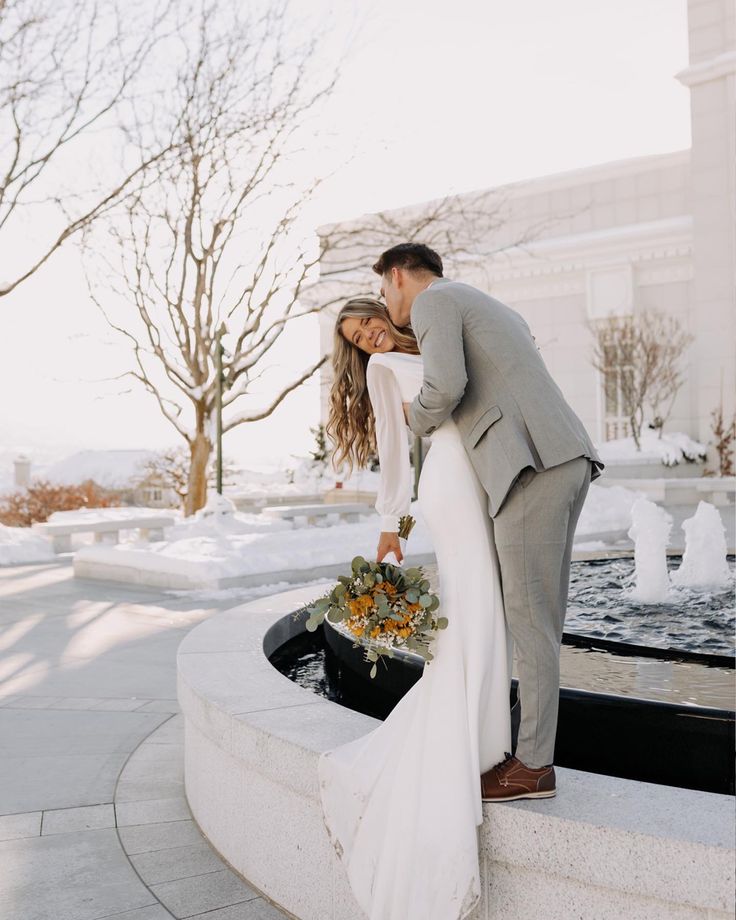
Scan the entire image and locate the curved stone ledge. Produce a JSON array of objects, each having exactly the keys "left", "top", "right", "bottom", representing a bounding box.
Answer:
[{"left": 177, "top": 583, "right": 735, "bottom": 920}]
